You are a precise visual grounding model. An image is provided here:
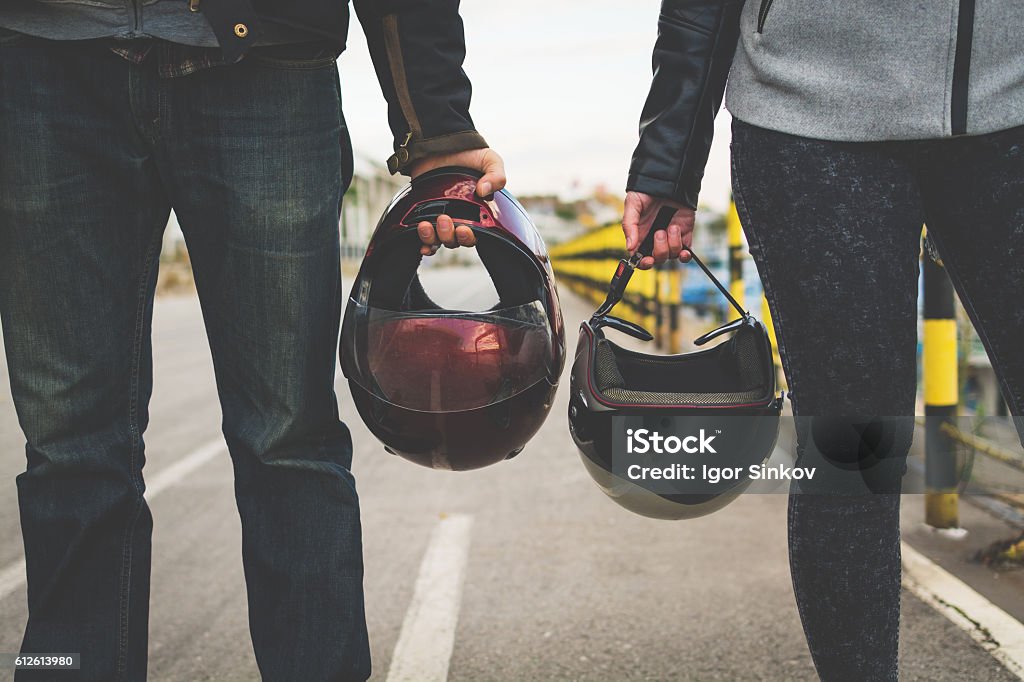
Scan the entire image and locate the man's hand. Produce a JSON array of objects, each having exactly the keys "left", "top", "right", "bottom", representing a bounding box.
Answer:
[
  {"left": 622, "top": 191, "right": 695, "bottom": 270},
  {"left": 409, "top": 148, "right": 506, "bottom": 256}
]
